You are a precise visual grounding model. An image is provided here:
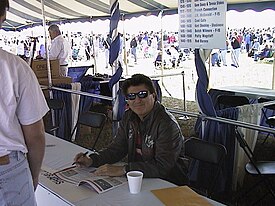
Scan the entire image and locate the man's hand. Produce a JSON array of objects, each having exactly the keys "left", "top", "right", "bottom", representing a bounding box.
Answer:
[
  {"left": 73, "top": 153, "right": 93, "bottom": 167},
  {"left": 94, "top": 164, "right": 125, "bottom": 177}
]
